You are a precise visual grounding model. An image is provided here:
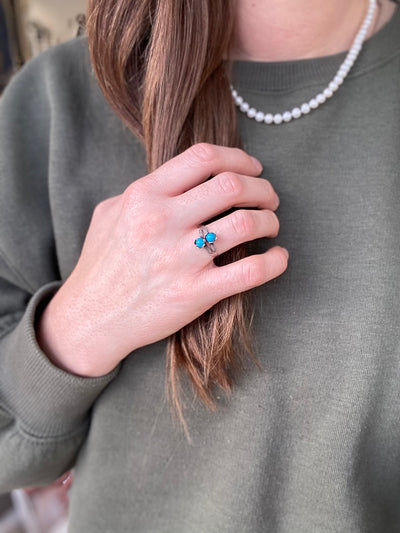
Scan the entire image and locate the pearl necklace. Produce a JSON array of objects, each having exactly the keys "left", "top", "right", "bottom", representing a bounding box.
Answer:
[{"left": 231, "top": 0, "right": 377, "bottom": 125}]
